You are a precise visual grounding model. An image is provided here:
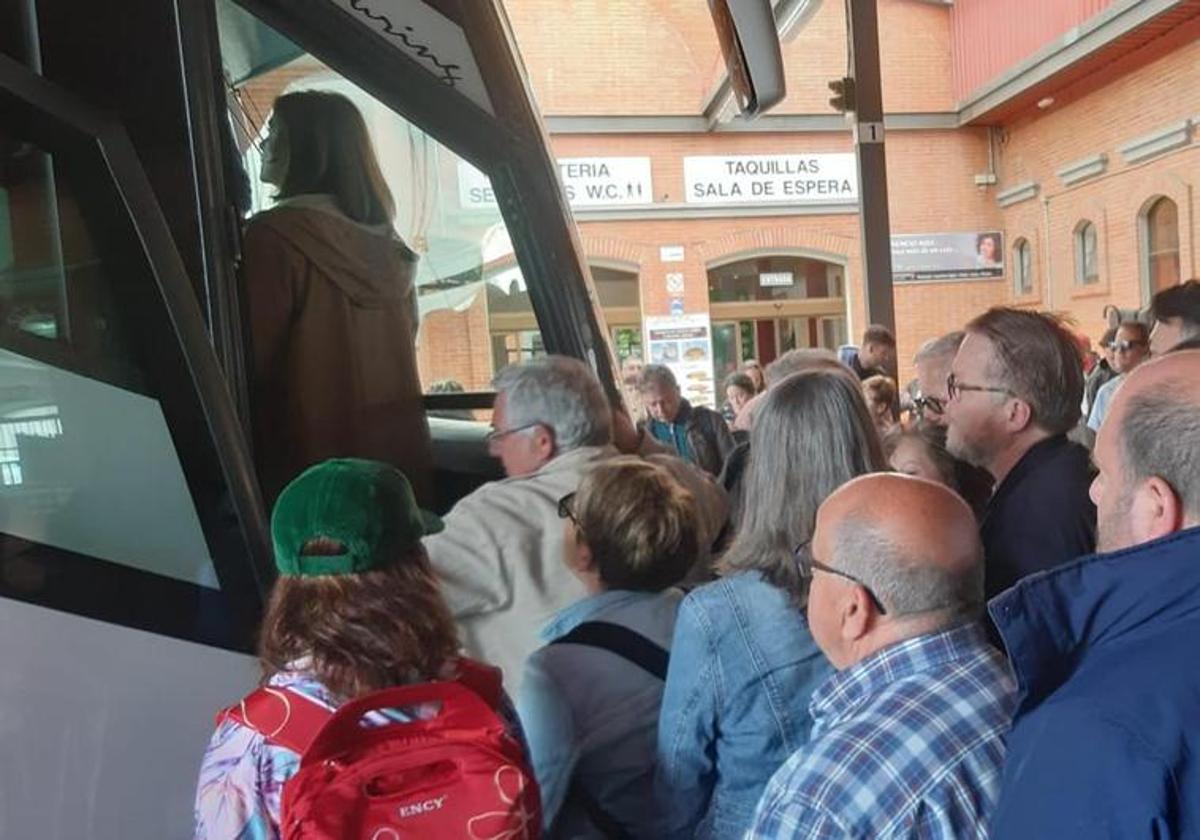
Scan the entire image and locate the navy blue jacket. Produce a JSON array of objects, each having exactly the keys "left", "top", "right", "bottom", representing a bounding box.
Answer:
[
  {"left": 988, "top": 525, "right": 1200, "bottom": 839},
  {"left": 980, "top": 434, "right": 1095, "bottom": 598}
]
